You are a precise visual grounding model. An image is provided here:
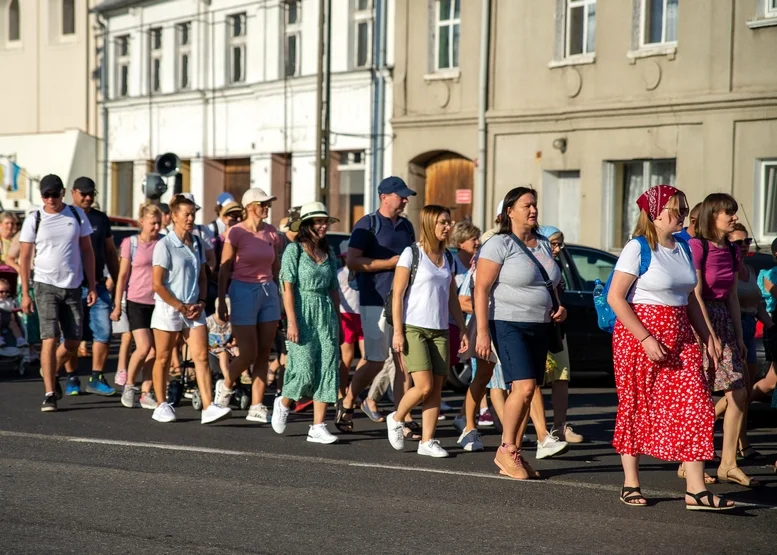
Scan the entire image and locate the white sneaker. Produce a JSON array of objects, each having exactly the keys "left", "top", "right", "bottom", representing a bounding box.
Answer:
[
  {"left": 457, "top": 429, "right": 484, "bottom": 452},
  {"left": 536, "top": 430, "right": 569, "bottom": 459},
  {"left": 201, "top": 403, "right": 232, "bottom": 425},
  {"left": 453, "top": 414, "right": 467, "bottom": 433},
  {"left": 386, "top": 411, "right": 405, "bottom": 451},
  {"left": 417, "top": 439, "right": 449, "bottom": 458},
  {"left": 152, "top": 402, "right": 176, "bottom": 423},
  {"left": 214, "top": 379, "right": 233, "bottom": 408},
  {"left": 139, "top": 392, "right": 158, "bottom": 410},
  {"left": 272, "top": 396, "right": 290, "bottom": 434},
  {"left": 246, "top": 404, "right": 270, "bottom": 423},
  {"left": 121, "top": 385, "right": 139, "bottom": 409},
  {"left": 307, "top": 423, "right": 339, "bottom": 444}
]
